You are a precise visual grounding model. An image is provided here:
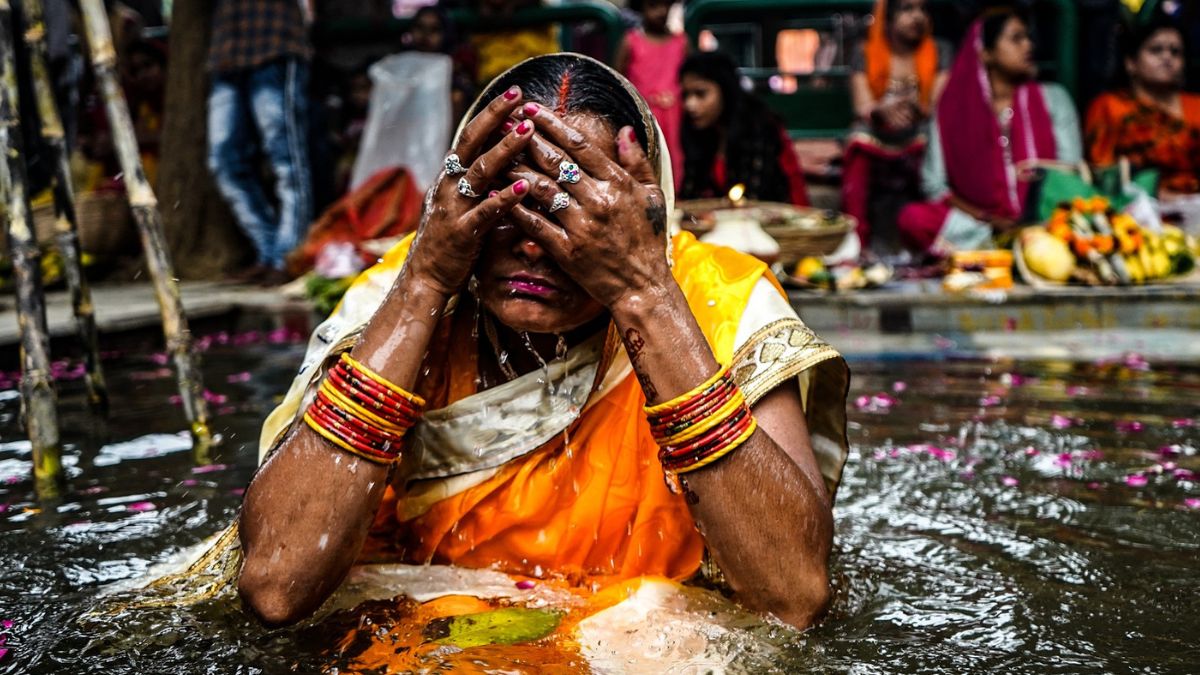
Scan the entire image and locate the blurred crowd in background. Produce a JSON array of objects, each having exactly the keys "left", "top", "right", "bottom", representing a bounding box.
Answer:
[{"left": 16, "top": 0, "right": 1199, "bottom": 284}]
